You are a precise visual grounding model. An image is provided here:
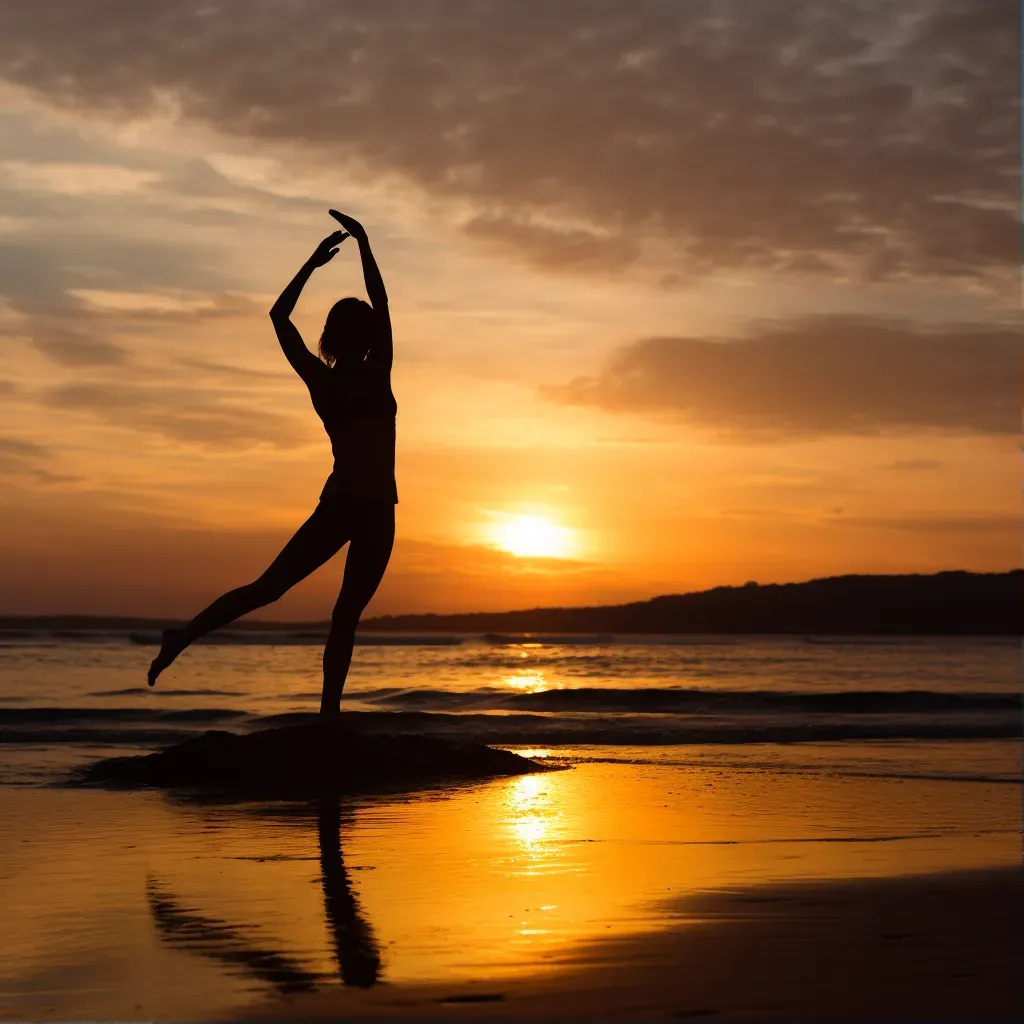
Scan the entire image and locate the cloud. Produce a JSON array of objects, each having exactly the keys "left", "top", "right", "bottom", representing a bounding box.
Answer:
[
  {"left": 0, "top": 217, "right": 266, "bottom": 366},
  {"left": 0, "top": 436, "right": 47, "bottom": 459},
  {"left": 0, "top": 434, "right": 76, "bottom": 483},
  {"left": 0, "top": 1, "right": 1015, "bottom": 284},
  {"left": 823, "top": 513, "right": 1019, "bottom": 534},
  {"left": 44, "top": 381, "right": 315, "bottom": 449},
  {"left": 175, "top": 356, "right": 288, "bottom": 382},
  {"left": 463, "top": 215, "right": 641, "bottom": 272},
  {"left": 0, "top": 143, "right": 288, "bottom": 334},
  {"left": 547, "top": 315, "right": 1020, "bottom": 438},
  {"left": 880, "top": 458, "right": 942, "bottom": 472},
  {"left": 0, "top": 159, "right": 160, "bottom": 195},
  {"left": 26, "top": 322, "right": 128, "bottom": 366},
  {"left": 0, "top": 233, "right": 231, "bottom": 310}
]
